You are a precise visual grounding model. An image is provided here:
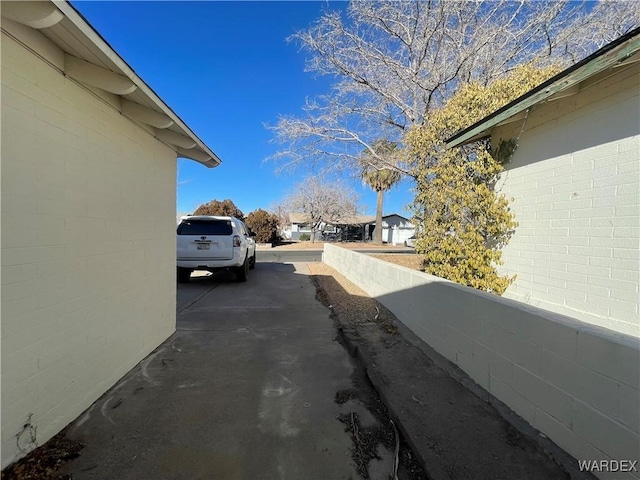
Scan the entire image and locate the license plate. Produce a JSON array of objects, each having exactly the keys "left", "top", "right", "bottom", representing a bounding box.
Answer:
[{"left": 196, "top": 243, "right": 210, "bottom": 250}]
